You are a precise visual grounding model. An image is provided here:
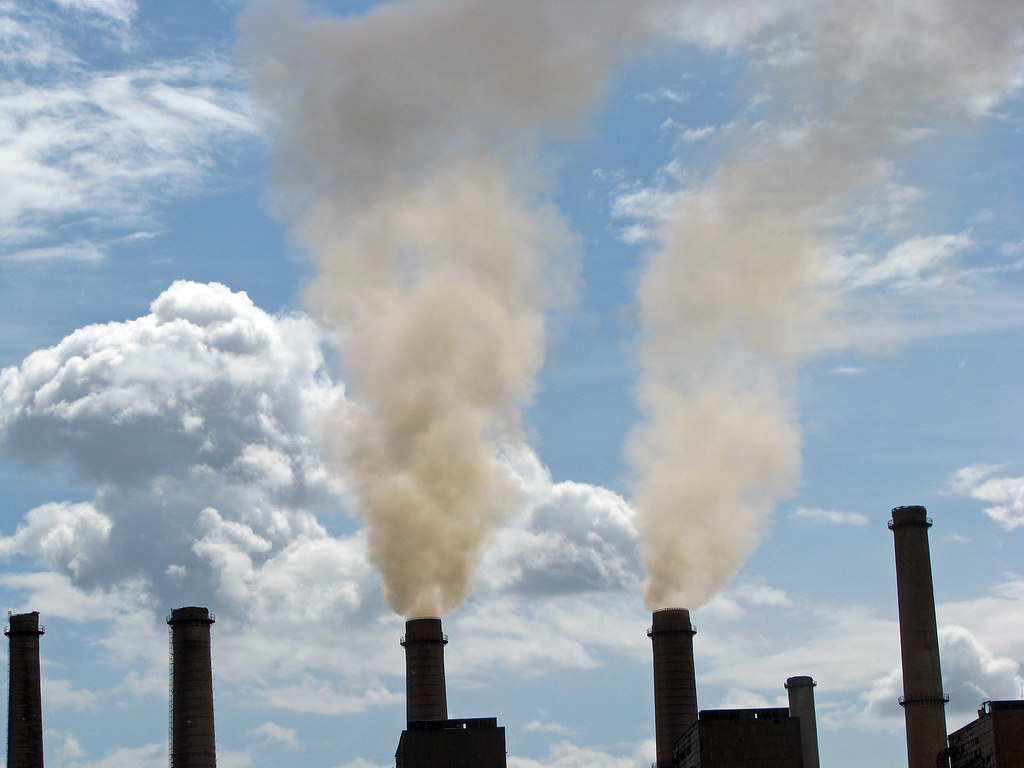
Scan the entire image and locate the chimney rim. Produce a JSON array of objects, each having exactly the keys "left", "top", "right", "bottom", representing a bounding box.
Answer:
[{"left": 784, "top": 675, "right": 817, "bottom": 689}]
